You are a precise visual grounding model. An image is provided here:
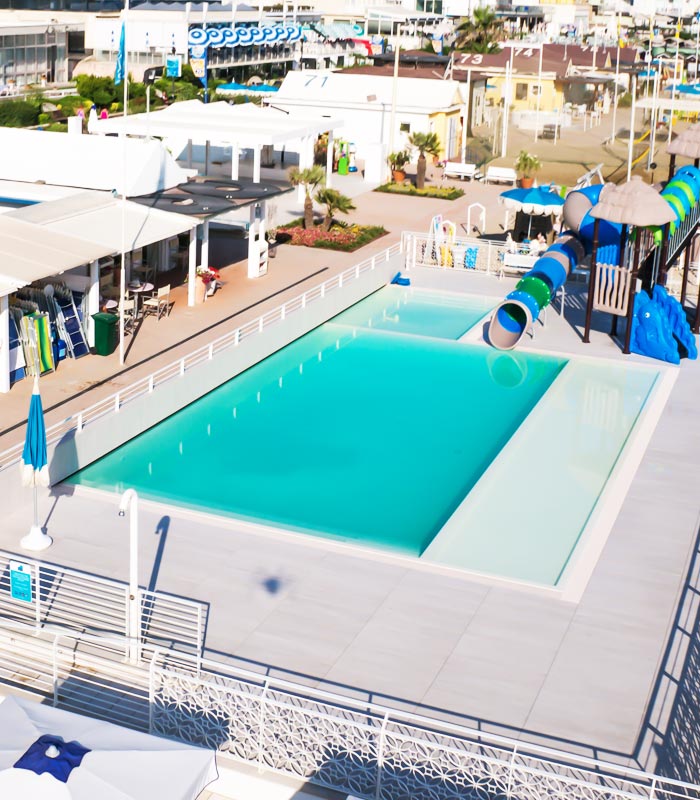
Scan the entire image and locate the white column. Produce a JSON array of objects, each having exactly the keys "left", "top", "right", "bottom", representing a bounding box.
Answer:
[
  {"left": 204, "top": 140, "right": 210, "bottom": 176},
  {"left": 231, "top": 143, "right": 240, "bottom": 180},
  {"left": 461, "top": 68, "right": 471, "bottom": 162},
  {"left": 253, "top": 145, "right": 261, "bottom": 183},
  {"left": 187, "top": 139, "right": 193, "bottom": 169},
  {"left": 188, "top": 227, "right": 197, "bottom": 307},
  {"left": 87, "top": 259, "right": 100, "bottom": 347},
  {"left": 201, "top": 219, "right": 210, "bottom": 271},
  {"left": 0, "top": 294, "right": 10, "bottom": 394},
  {"left": 326, "top": 130, "right": 333, "bottom": 187}
]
